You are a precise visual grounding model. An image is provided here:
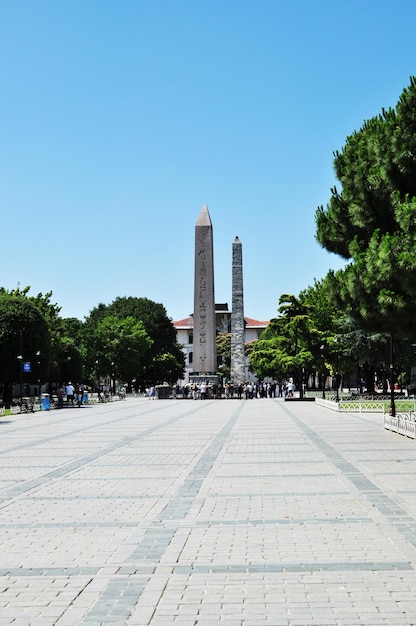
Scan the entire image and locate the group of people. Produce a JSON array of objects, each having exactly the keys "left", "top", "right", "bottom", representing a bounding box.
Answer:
[
  {"left": 181, "top": 379, "right": 296, "bottom": 400},
  {"left": 246, "top": 380, "right": 296, "bottom": 398},
  {"left": 56, "top": 382, "right": 86, "bottom": 408}
]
